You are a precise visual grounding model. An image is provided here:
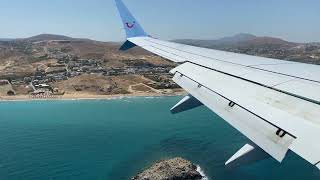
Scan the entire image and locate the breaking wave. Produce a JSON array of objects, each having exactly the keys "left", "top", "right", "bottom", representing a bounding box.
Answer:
[{"left": 196, "top": 165, "right": 209, "bottom": 180}]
